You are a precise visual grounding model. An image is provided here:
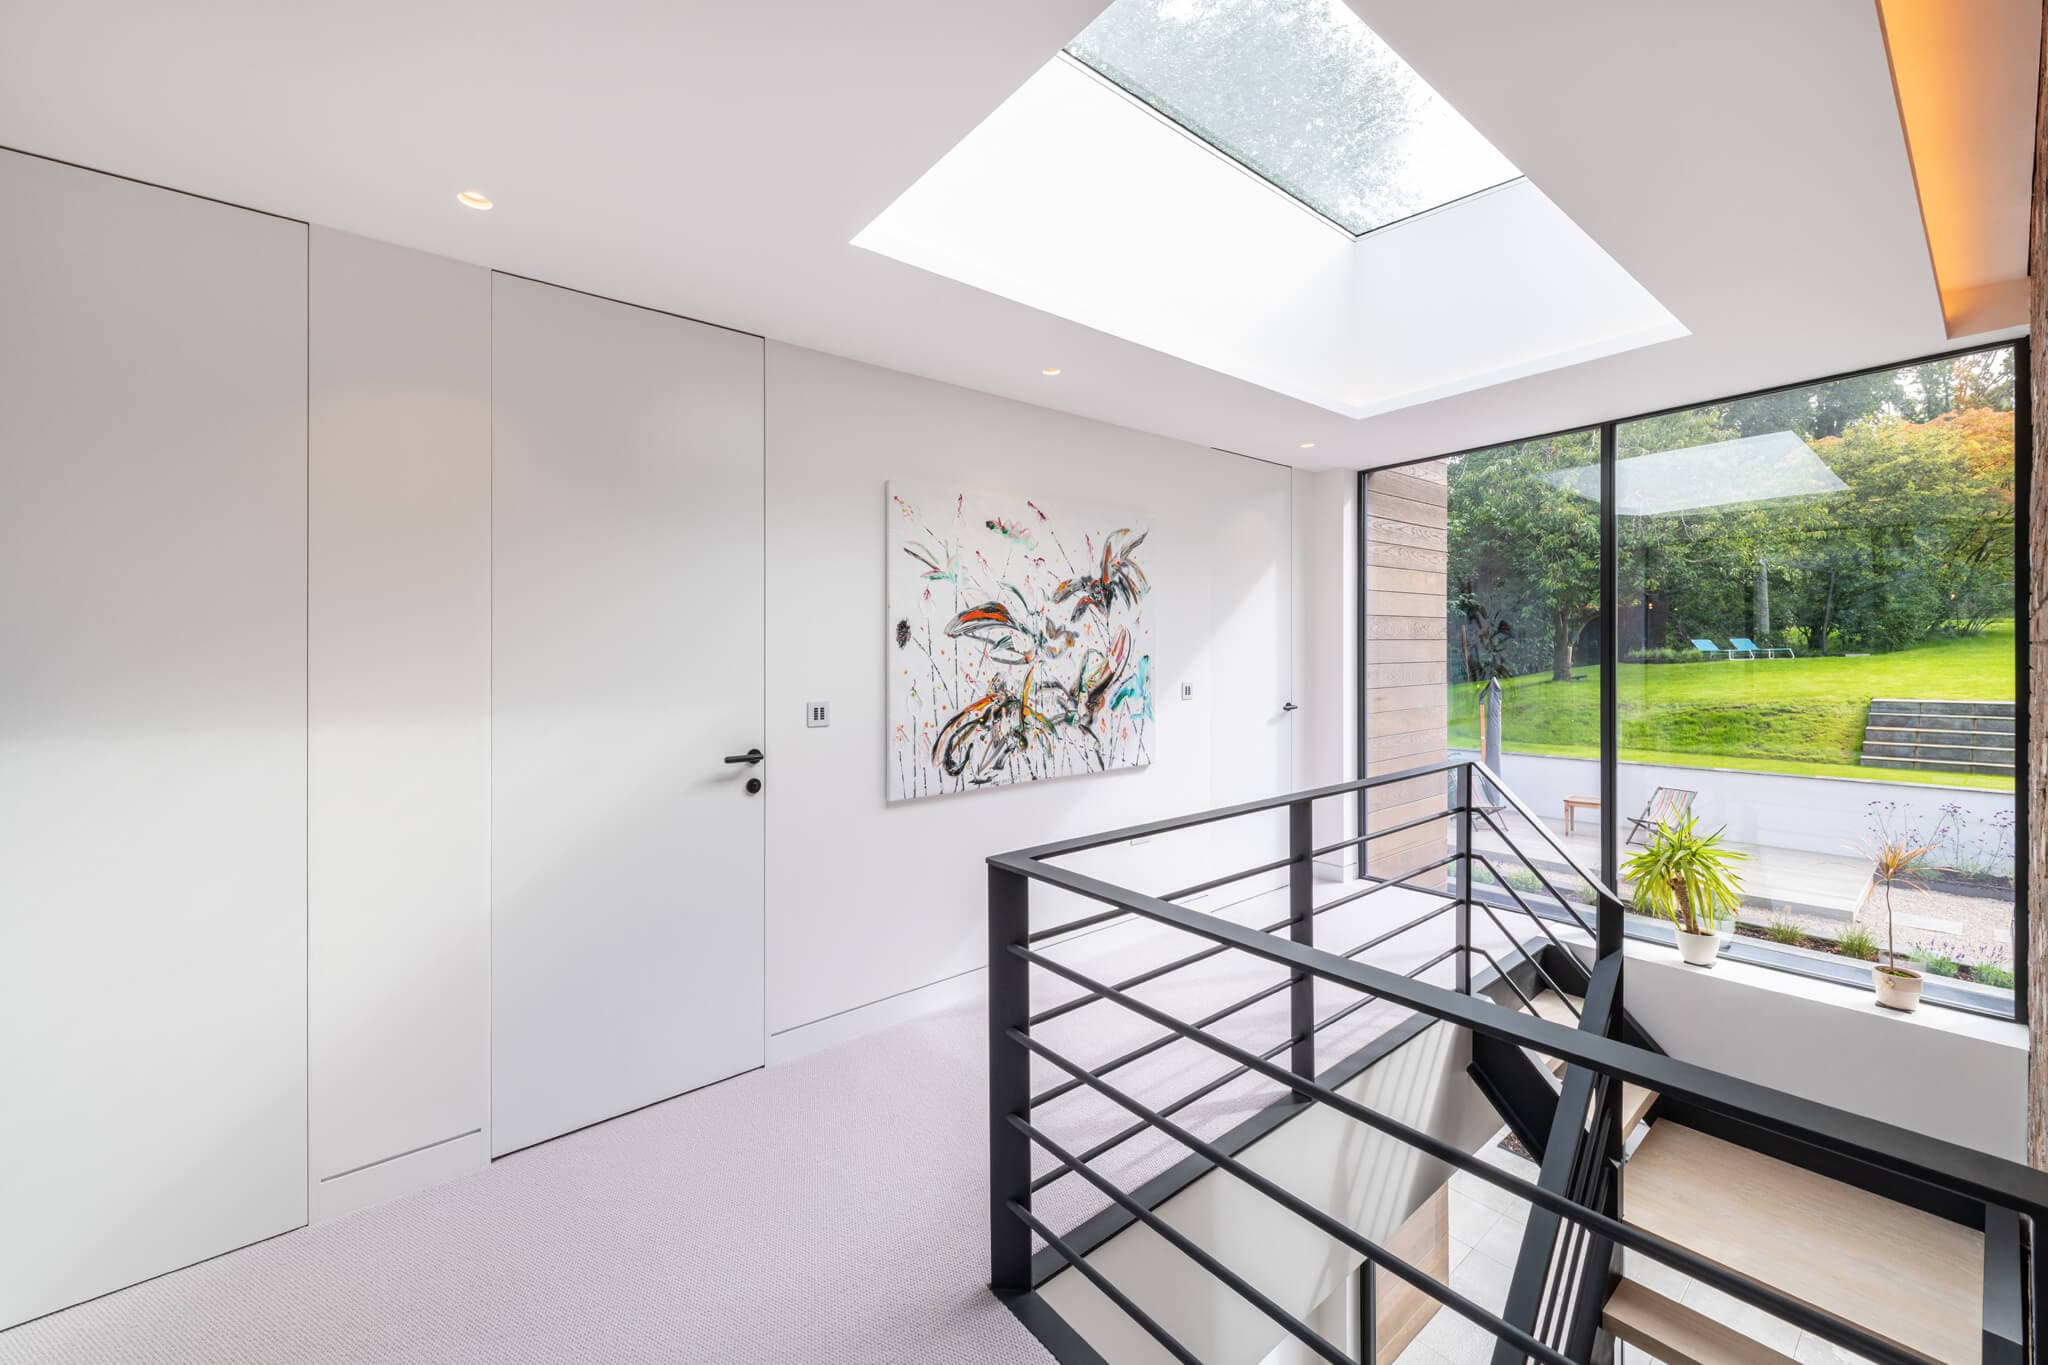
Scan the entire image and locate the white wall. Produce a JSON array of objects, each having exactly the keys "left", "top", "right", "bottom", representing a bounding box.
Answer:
[
  {"left": 0, "top": 149, "right": 309, "bottom": 1327},
  {"left": 307, "top": 228, "right": 493, "bottom": 1218},
  {"left": 0, "top": 149, "right": 1305, "bottom": 1324},
  {"left": 1624, "top": 942, "right": 2028, "bottom": 1159},
  {"left": 764, "top": 343, "right": 1297, "bottom": 1039},
  {"left": 1292, "top": 468, "right": 1359, "bottom": 878},
  {"left": 1469, "top": 748, "right": 2018, "bottom": 871}
]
